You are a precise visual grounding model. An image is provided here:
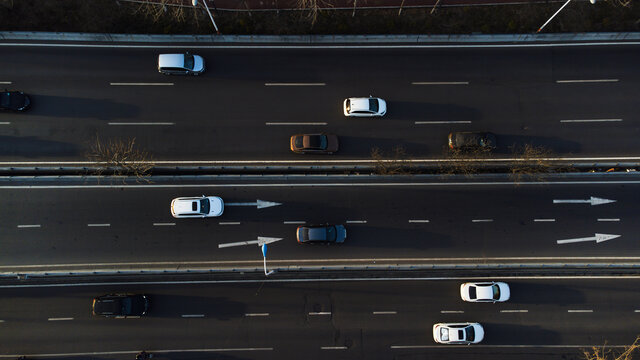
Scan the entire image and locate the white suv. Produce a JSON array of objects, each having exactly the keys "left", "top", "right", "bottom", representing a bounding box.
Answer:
[
  {"left": 343, "top": 96, "right": 387, "bottom": 117},
  {"left": 170, "top": 196, "right": 223, "bottom": 218}
]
